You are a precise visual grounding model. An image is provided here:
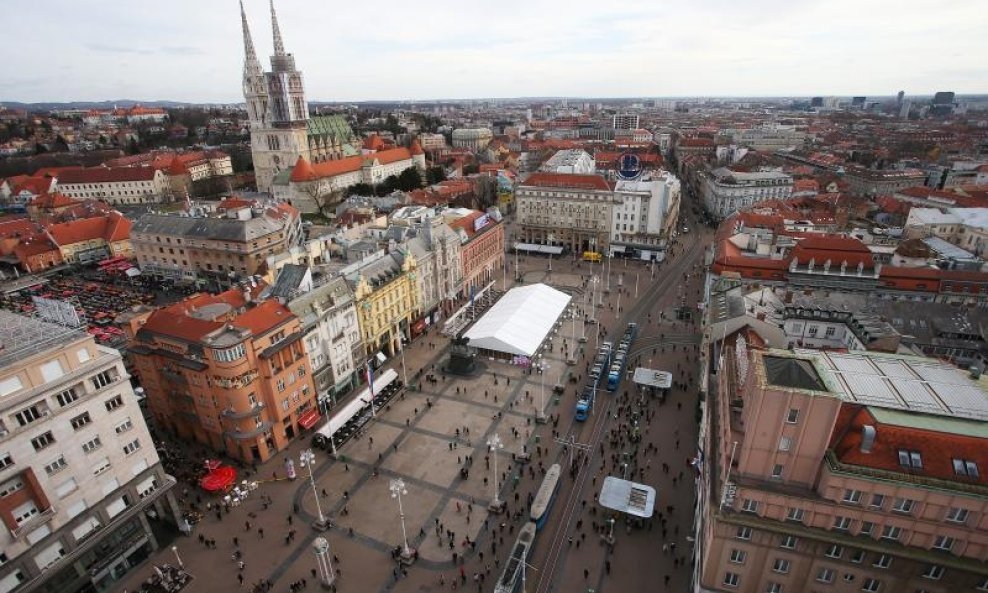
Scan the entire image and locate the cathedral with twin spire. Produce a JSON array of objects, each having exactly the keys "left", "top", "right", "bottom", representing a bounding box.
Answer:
[{"left": 240, "top": 0, "right": 358, "bottom": 192}]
